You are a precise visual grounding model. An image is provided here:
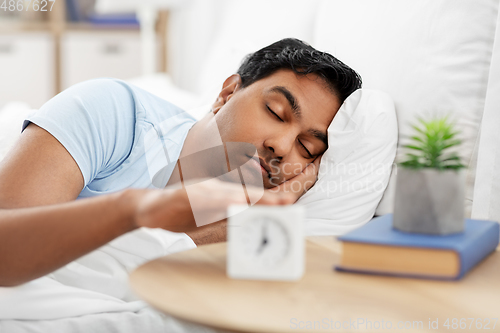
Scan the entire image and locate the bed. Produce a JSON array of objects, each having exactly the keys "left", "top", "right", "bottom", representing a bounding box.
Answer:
[{"left": 1, "top": 0, "right": 499, "bottom": 331}]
